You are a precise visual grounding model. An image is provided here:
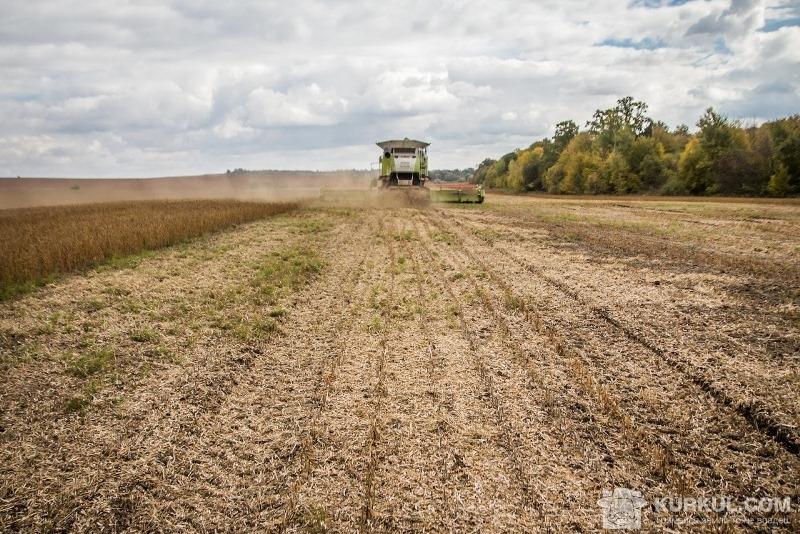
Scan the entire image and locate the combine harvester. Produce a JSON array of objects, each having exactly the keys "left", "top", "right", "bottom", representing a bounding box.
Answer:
[
  {"left": 377, "top": 138, "right": 484, "bottom": 203},
  {"left": 319, "top": 138, "right": 484, "bottom": 205}
]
